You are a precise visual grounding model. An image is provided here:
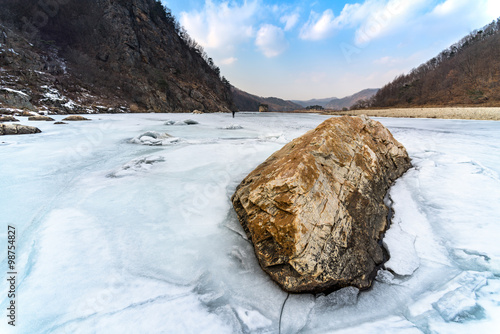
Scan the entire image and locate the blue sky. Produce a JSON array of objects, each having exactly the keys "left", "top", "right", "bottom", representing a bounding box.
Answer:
[{"left": 162, "top": 0, "right": 500, "bottom": 100}]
